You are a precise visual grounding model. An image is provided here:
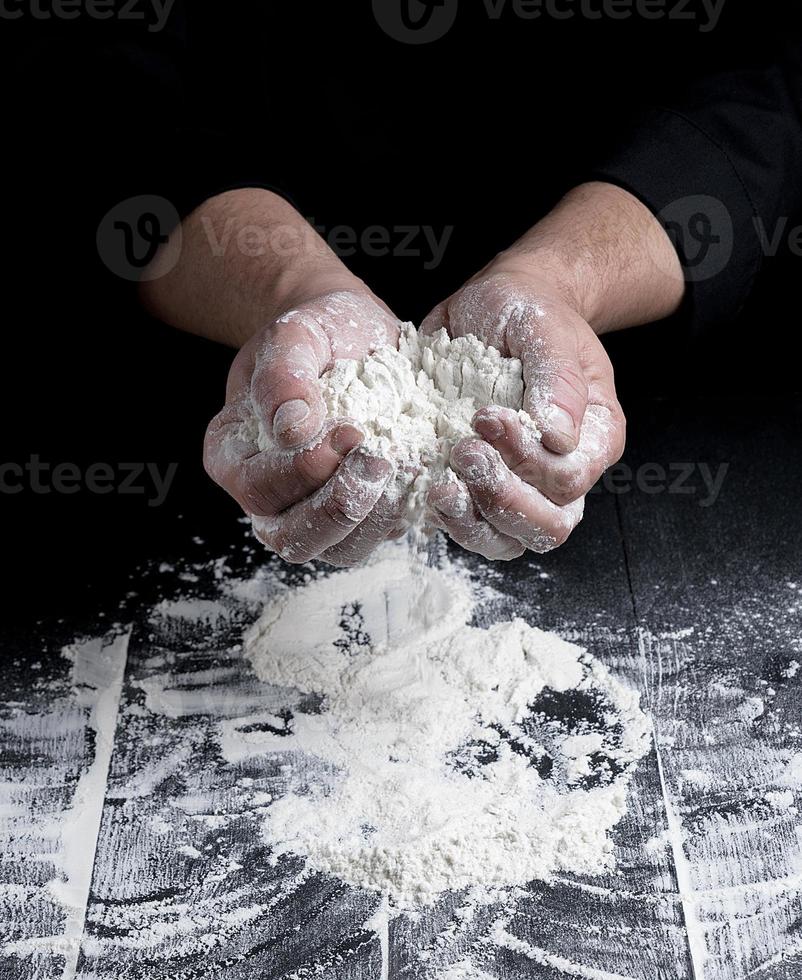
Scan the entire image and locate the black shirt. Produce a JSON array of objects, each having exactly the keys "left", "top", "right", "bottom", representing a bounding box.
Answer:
[{"left": 7, "top": 2, "right": 802, "bottom": 330}]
